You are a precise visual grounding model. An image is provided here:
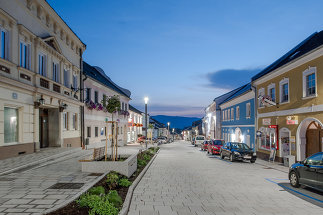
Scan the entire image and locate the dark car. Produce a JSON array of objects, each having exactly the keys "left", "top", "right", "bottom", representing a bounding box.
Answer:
[
  {"left": 289, "top": 152, "right": 323, "bottom": 192},
  {"left": 200, "top": 140, "right": 209, "bottom": 151},
  {"left": 207, "top": 140, "right": 224, "bottom": 155},
  {"left": 220, "top": 142, "right": 256, "bottom": 163}
]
